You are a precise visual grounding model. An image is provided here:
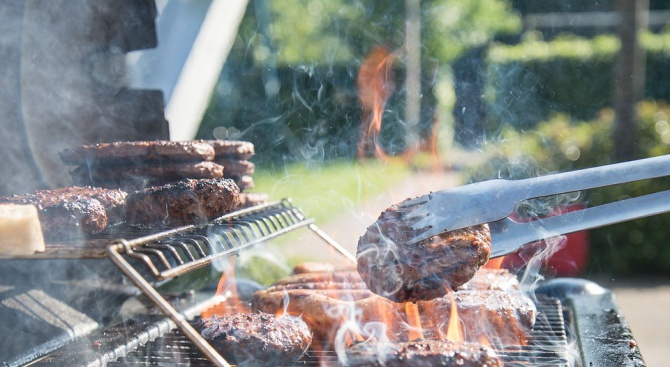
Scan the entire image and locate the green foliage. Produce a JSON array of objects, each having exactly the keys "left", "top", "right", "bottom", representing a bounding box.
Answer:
[
  {"left": 424, "top": 0, "right": 522, "bottom": 62},
  {"left": 640, "top": 29, "right": 670, "bottom": 56},
  {"left": 467, "top": 101, "right": 670, "bottom": 275},
  {"left": 267, "top": 0, "right": 361, "bottom": 64},
  {"left": 488, "top": 33, "right": 619, "bottom": 63},
  {"left": 251, "top": 159, "right": 409, "bottom": 224},
  {"left": 258, "top": 0, "right": 522, "bottom": 65},
  {"left": 486, "top": 31, "right": 670, "bottom": 129}
]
